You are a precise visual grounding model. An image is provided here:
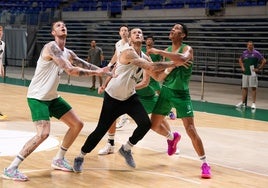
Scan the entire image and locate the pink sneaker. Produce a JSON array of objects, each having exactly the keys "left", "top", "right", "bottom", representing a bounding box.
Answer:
[
  {"left": 201, "top": 163, "right": 211, "bottom": 179},
  {"left": 167, "top": 132, "right": 181, "bottom": 156}
]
